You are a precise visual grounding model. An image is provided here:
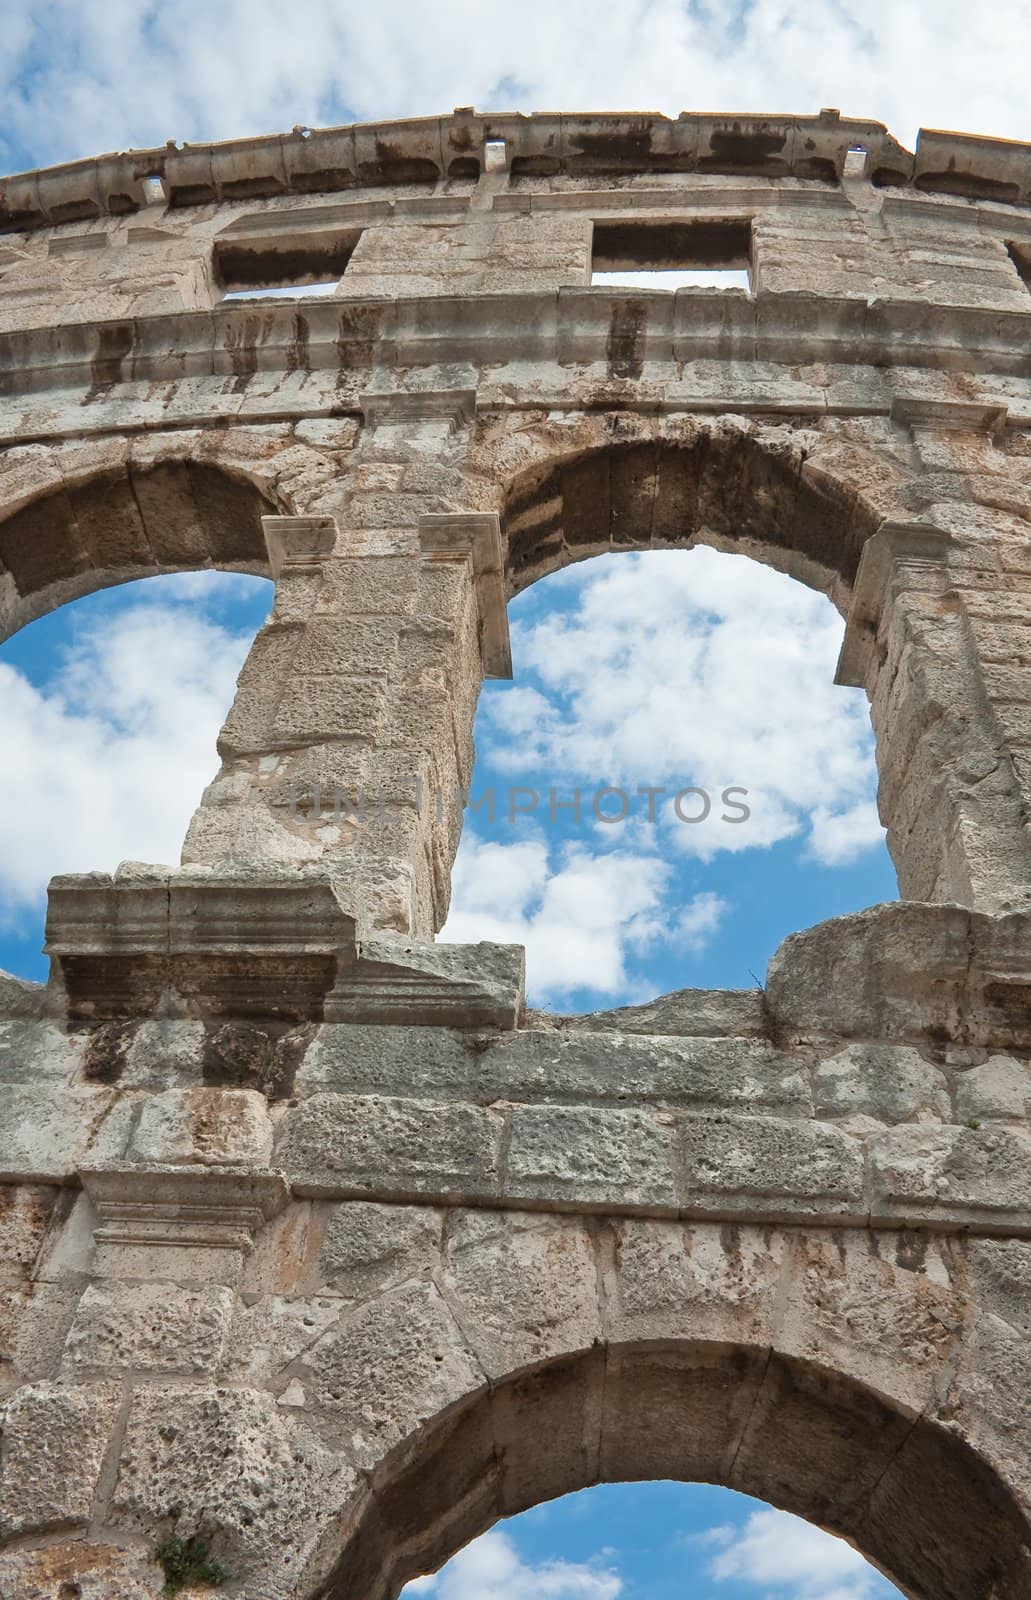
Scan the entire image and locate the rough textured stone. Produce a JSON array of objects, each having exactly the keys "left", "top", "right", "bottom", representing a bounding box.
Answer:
[
  {"left": 443, "top": 1209, "right": 600, "bottom": 1375},
  {"left": 290, "top": 1280, "right": 486, "bottom": 1468},
  {"left": 111, "top": 1384, "right": 352, "bottom": 1592},
  {"left": 61, "top": 1281, "right": 235, "bottom": 1375},
  {"left": 505, "top": 1105, "right": 678, "bottom": 1210},
  {"left": 0, "top": 1381, "right": 120, "bottom": 1539},
  {"left": 276, "top": 1092, "right": 504, "bottom": 1199},
  {"left": 677, "top": 1112, "right": 865, "bottom": 1220}
]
